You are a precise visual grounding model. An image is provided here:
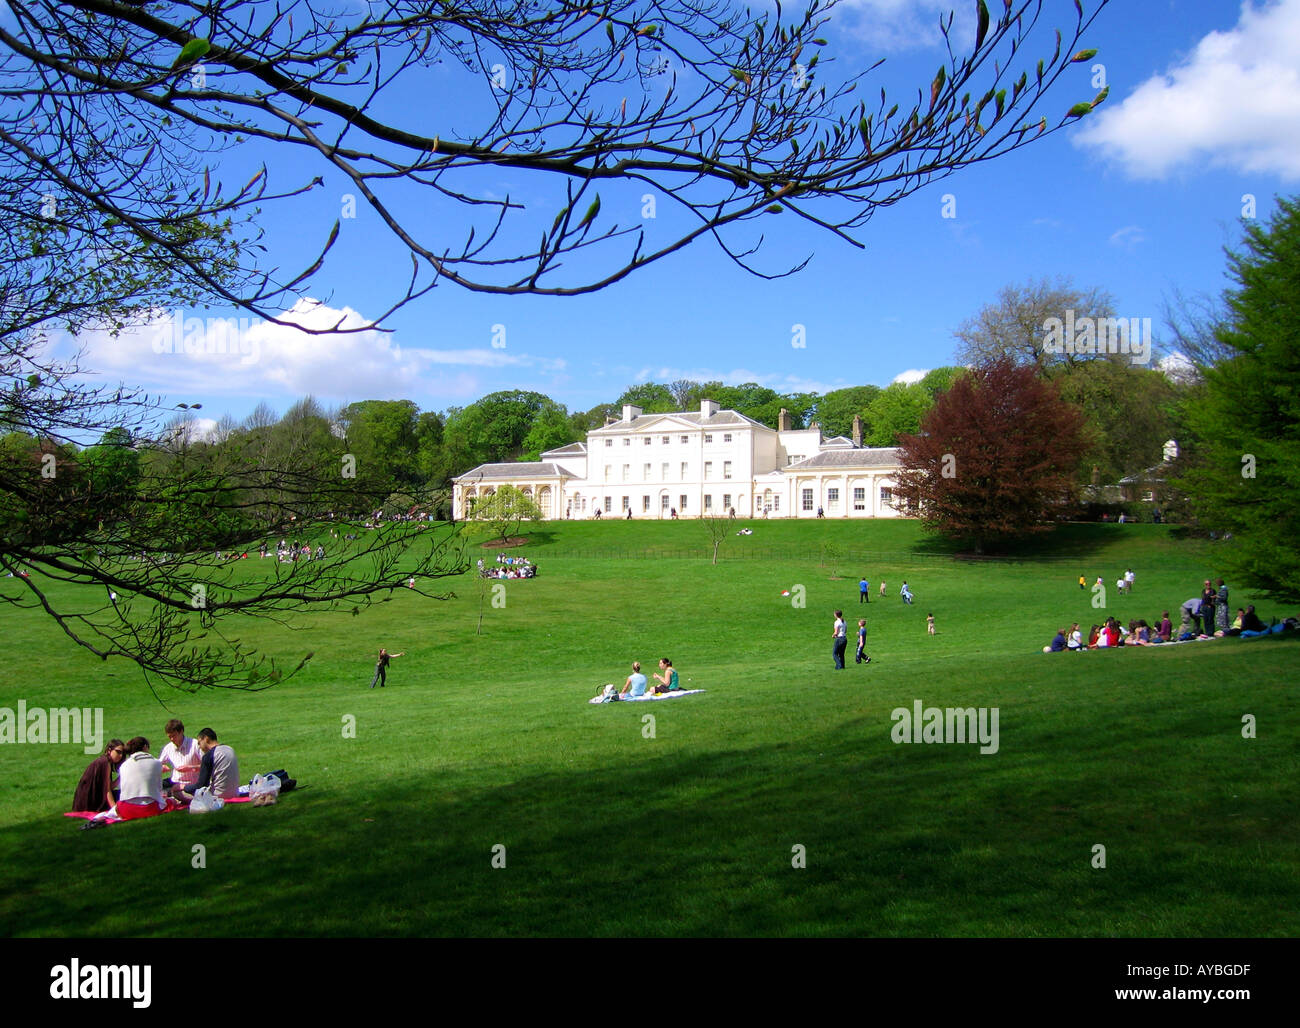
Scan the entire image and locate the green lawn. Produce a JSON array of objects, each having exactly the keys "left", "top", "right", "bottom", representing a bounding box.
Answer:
[{"left": 1, "top": 520, "right": 1296, "bottom": 936}]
